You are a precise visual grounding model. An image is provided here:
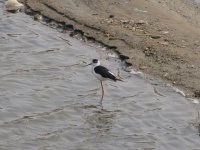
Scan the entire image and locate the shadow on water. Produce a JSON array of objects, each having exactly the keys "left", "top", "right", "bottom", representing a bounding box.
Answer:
[{"left": 86, "top": 109, "right": 116, "bottom": 135}]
